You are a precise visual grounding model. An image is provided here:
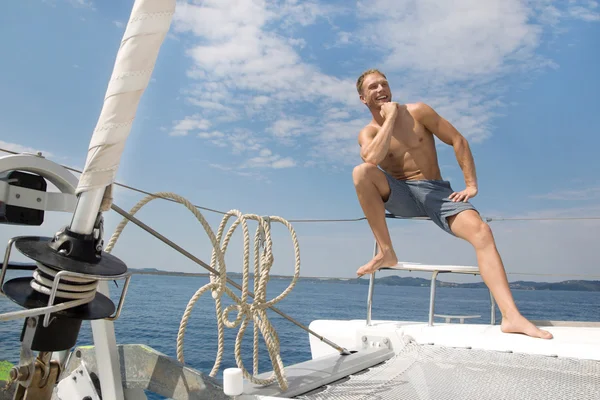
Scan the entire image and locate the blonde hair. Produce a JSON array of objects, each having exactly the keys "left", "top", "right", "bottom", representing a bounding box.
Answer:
[{"left": 356, "top": 69, "right": 387, "bottom": 94}]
